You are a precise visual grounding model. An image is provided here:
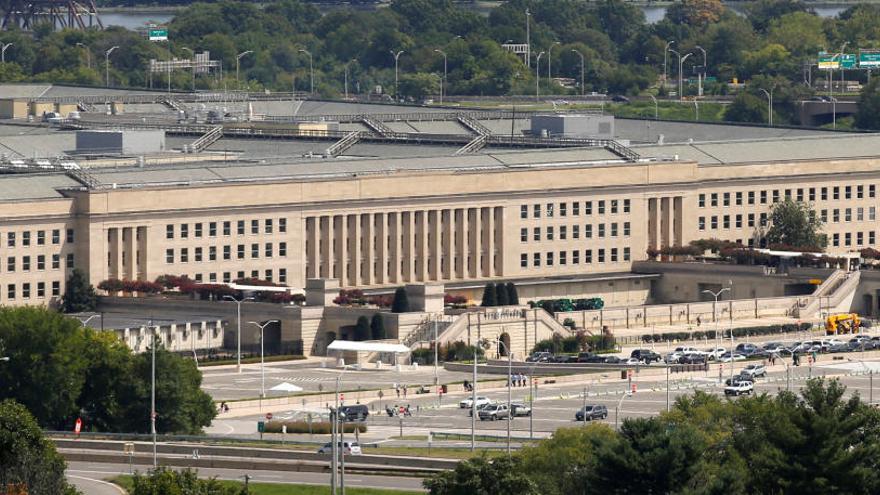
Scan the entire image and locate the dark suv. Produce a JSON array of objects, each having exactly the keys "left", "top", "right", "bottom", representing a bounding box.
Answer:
[
  {"left": 340, "top": 404, "right": 369, "bottom": 422},
  {"left": 630, "top": 349, "right": 662, "bottom": 364},
  {"left": 575, "top": 405, "right": 608, "bottom": 421}
]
